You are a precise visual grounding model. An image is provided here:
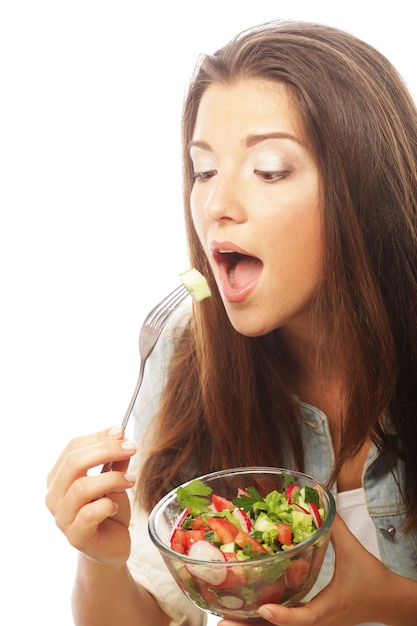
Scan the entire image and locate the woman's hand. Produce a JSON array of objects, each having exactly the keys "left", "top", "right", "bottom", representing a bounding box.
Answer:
[
  {"left": 219, "top": 513, "right": 417, "bottom": 626},
  {"left": 46, "top": 426, "right": 138, "bottom": 567}
]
